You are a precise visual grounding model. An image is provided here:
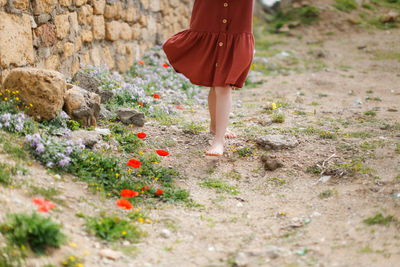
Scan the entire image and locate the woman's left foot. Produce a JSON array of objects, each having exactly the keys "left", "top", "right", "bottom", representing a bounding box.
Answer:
[{"left": 206, "top": 142, "right": 224, "bottom": 157}]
